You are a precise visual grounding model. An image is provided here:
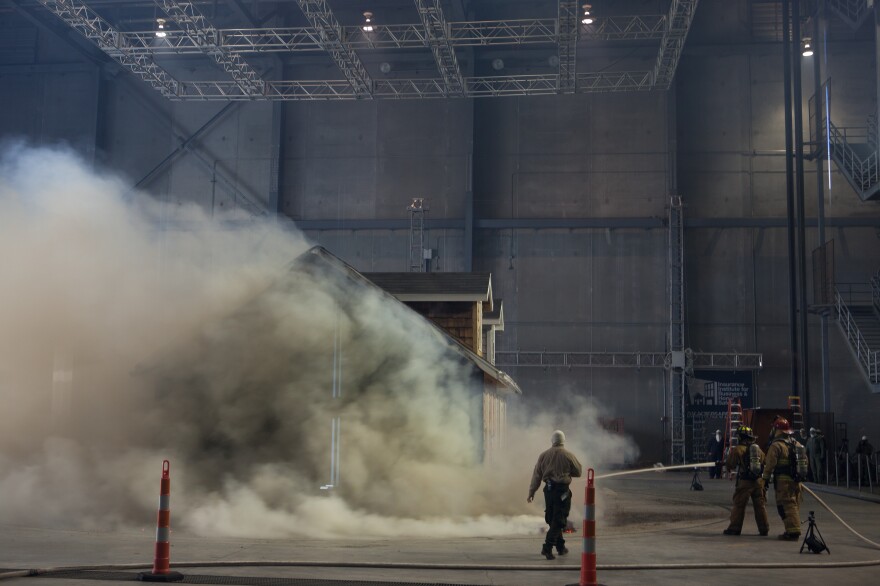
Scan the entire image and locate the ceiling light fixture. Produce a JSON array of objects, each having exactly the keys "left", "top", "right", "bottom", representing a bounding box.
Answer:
[
  {"left": 802, "top": 37, "right": 813, "bottom": 57},
  {"left": 362, "top": 11, "right": 374, "bottom": 32},
  {"left": 581, "top": 4, "right": 593, "bottom": 25},
  {"left": 155, "top": 18, "right": 167, "bottom": 38}
]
